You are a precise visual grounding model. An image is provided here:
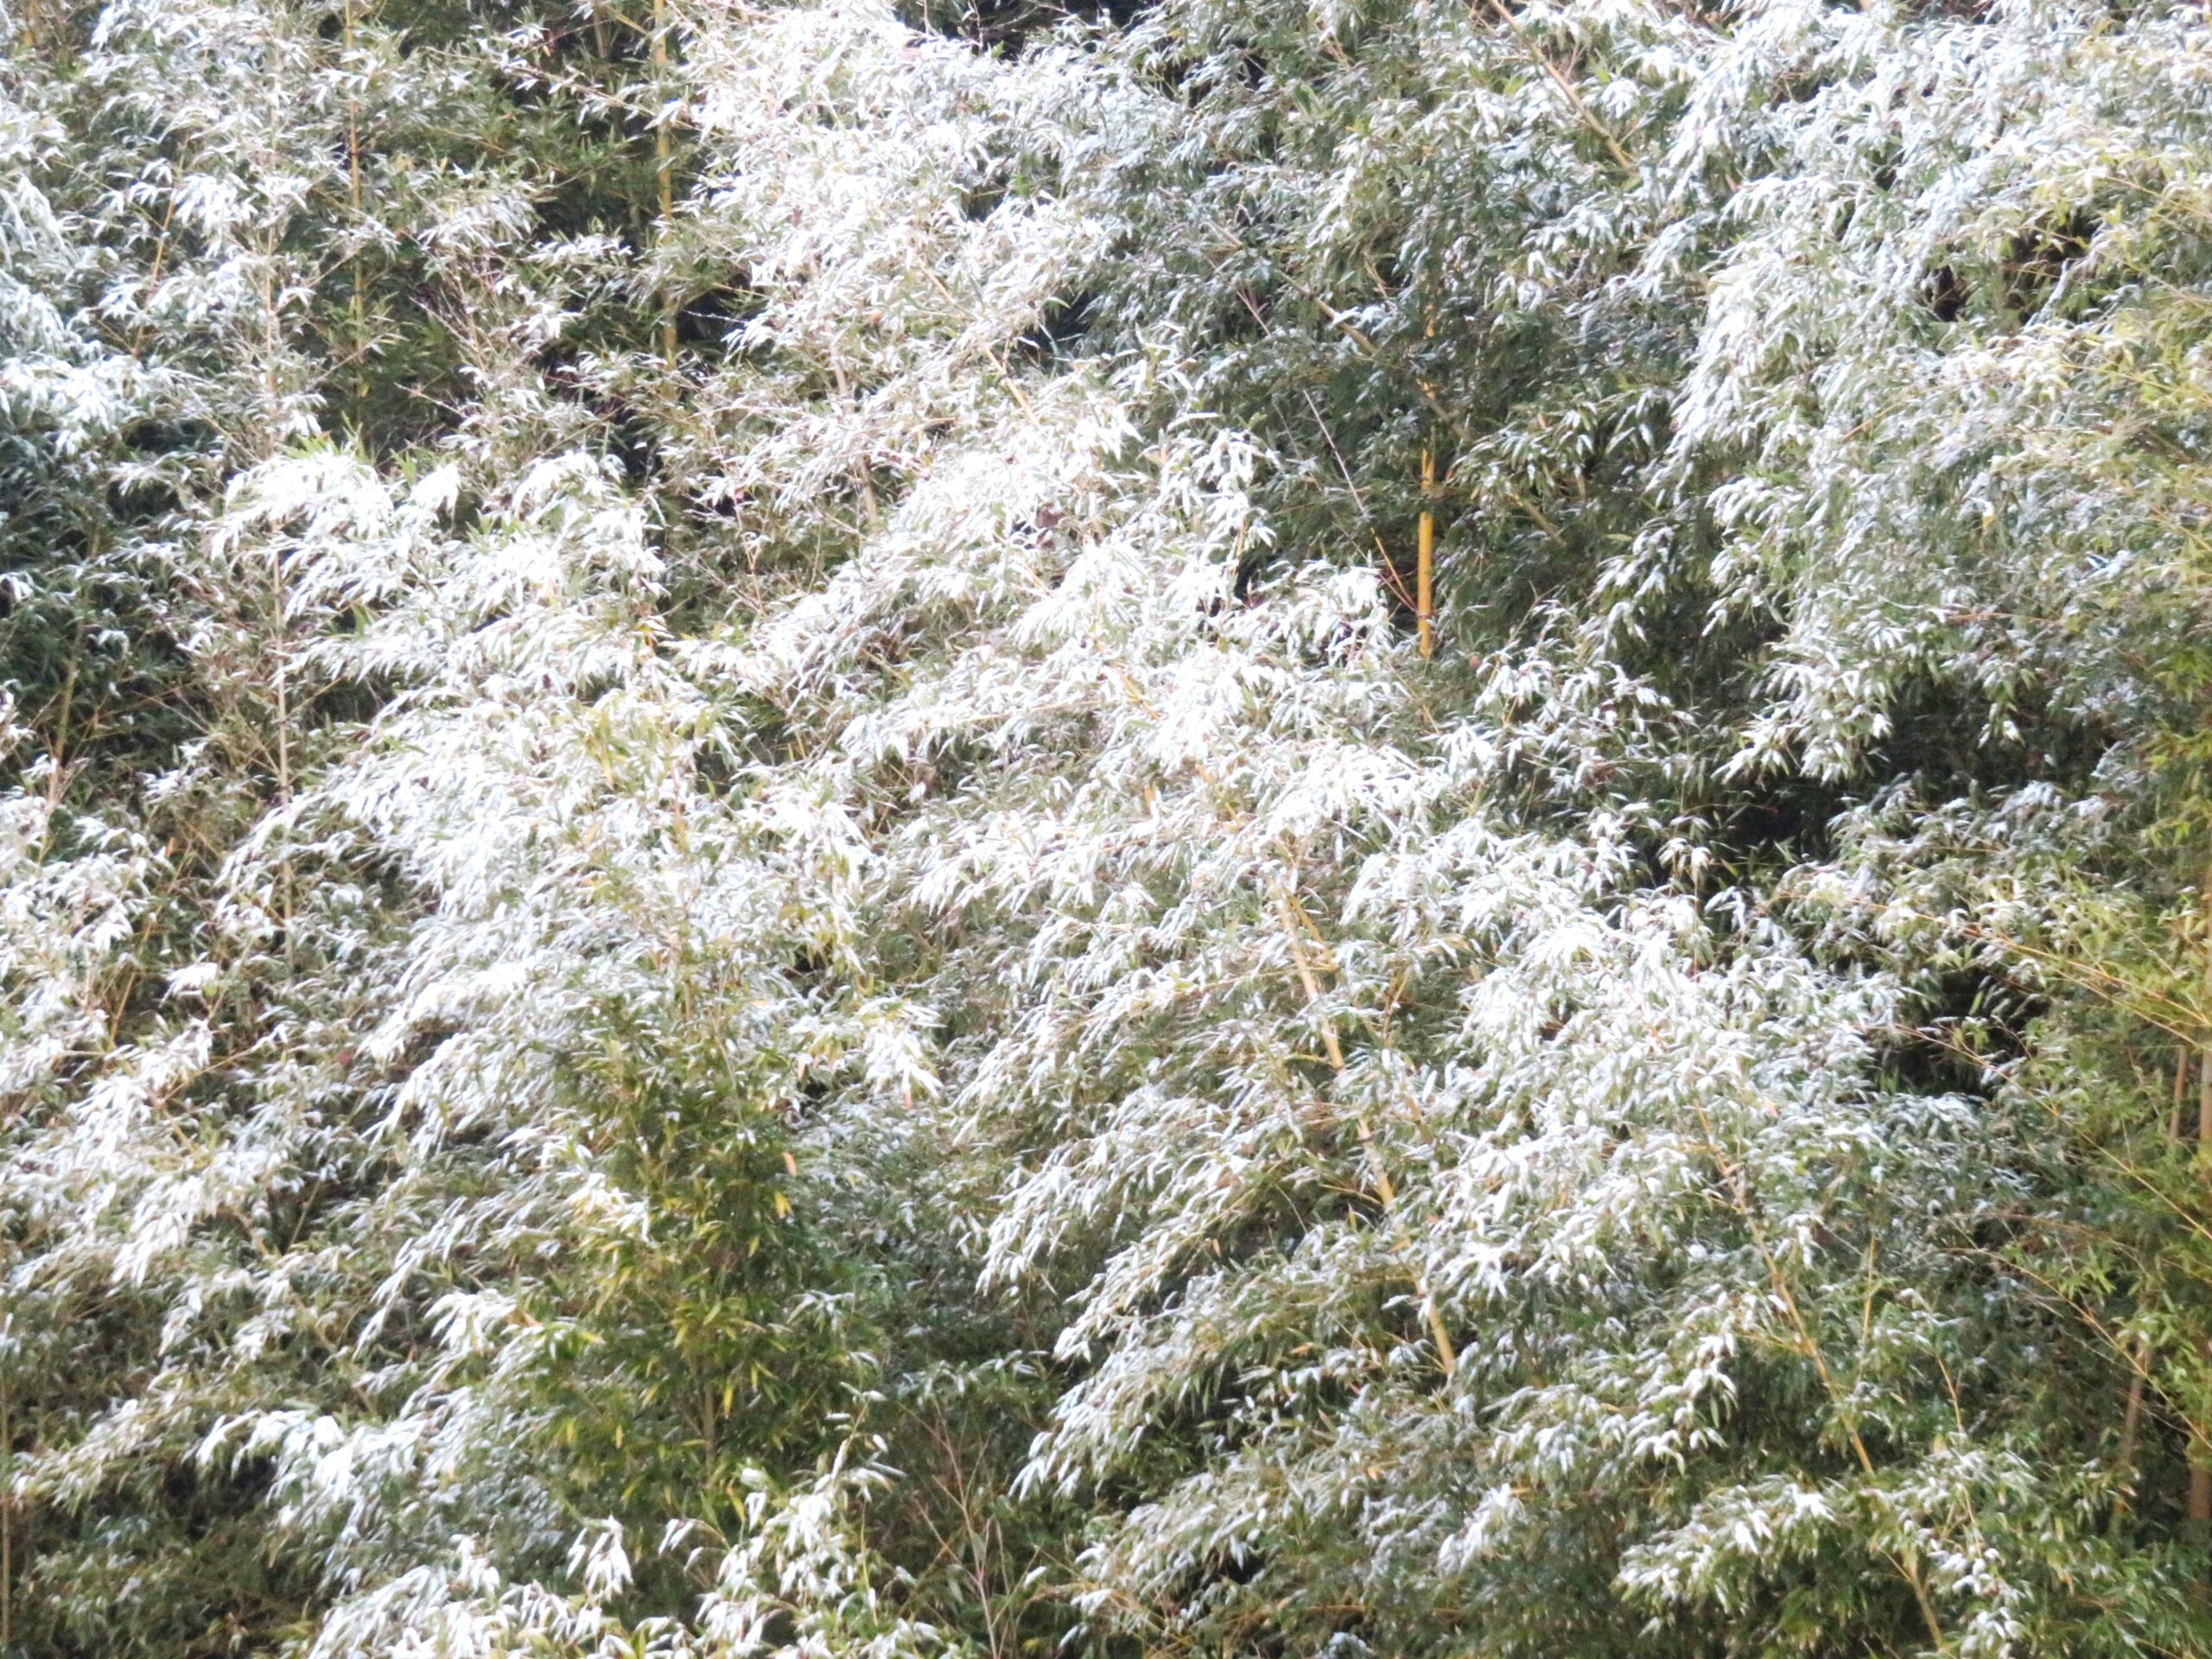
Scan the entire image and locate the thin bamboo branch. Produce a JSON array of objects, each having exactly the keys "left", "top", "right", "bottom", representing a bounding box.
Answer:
[
  {"left": 1473, "top": 0, "right": 1634, "bottom": 171},
  {"left": 1275, "top": 883, "right": 1458, "bottom": 1377},
  {"left": 1691, "top": 1099, "right": 1949, "bottom": 1653}
]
